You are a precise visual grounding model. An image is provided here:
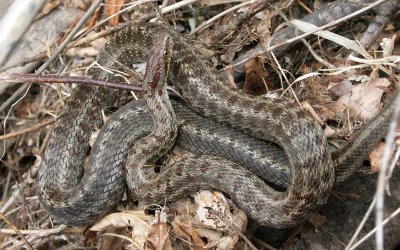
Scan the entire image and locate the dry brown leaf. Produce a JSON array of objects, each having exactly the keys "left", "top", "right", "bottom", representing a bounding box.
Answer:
[
  {"left": 256, "top": 12, "right": 272, "bottom": 42},
  {"left": 243, "top": 57, "right": 274, "bottom": 95},
  {"left": 193, "top": 191, "right": 229, "bottom": 229},
  {"left": 90, "top": 211, "right": 152, "bottom": 232},
  {"left": 99, "top": 228, "right": 127, "bottom": 250},
  {"left": 37, "top": 0, "right": 61, "bottom": 19},
  {"left": 16, "top": 98, "right": 39, "bottom": 117},
  {"left": 334, "top": 78, "right": 391, "bottom": 120},
  {"left": 172, "top": 217, "right": 205, "bottom": 249},
  {"left": 369, "top": 142, "right": 388, "bottom": 173},
  {"left": 308, "top": 213, "right": 327, "bottom": 228},
  {"left": 146, "top": 211, "right": 172, "bottom": 250},
  {"left": 327, "top": 79, "right": 353, "bottom": 97},
  {"left": 83, "top": 229, "right": 97, "bottom": 247},
  {"left": 215, "top": 235, "right": 239, "bottom": 250},
  {"left": 104, "top": 0, "right": 124, "bottom": 26}
]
